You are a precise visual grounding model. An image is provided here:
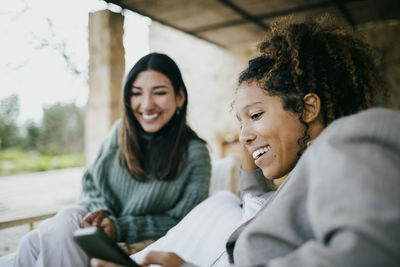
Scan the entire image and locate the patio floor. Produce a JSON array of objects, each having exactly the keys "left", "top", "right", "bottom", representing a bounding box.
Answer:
[{"left": 0, "top": 167, "right": 84, "bottom": 256}]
